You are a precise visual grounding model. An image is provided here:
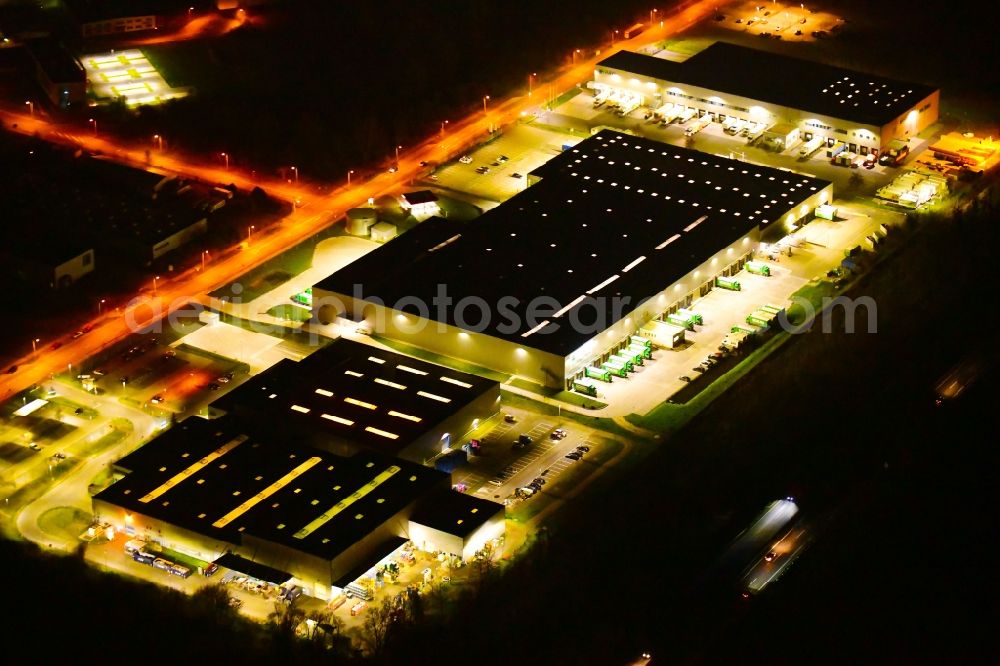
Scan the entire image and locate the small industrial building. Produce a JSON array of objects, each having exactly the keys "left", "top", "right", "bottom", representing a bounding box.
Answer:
[
  {"left": 400, "top": 190, "right": 440, "bottom": 218},
  {"left": 594, "top": 42, "right": 939, "bottom": 156},
  {"left": 93, "top": 415, "right": 504, "bottom": 601},
  {"left": 210, "top": 338, "right": 502, "bottom": 464},
  {"left": 313, "top": 130, "right": 832, "bottom": 389}
]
